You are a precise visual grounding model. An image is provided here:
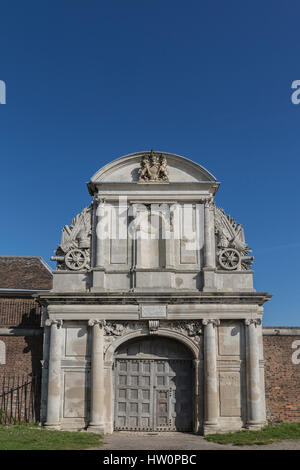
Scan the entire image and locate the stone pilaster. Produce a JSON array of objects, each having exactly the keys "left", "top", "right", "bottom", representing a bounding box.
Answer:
[
  {"left": 44, "top": 319, "right": 63, "bottom": 429},
  {"left": 203, "top": 199, "right": 215, "bottom": 269},
  {"left": 203, "top": 319, "right": 220, "bottom": 434},
  {"left": 245, "top": 318, "right": 264, "bottom": 429},
  {"left": 95, "top": 196, "right": 106, "bottom": 267},
  {"left": 87, "top": 319, "right": 106, "bottom": 433}
]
